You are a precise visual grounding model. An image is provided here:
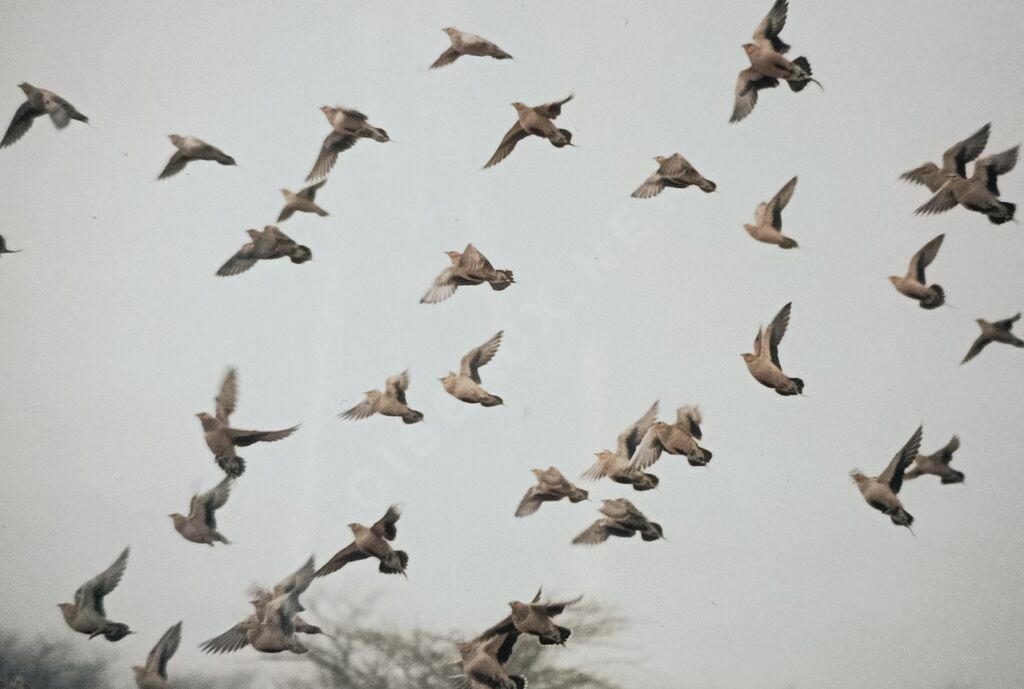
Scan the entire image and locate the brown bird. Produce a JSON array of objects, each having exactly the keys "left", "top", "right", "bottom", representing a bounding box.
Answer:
[
  {"left": 201, "top": 557, "right": 320, "bottom": 655},
  {"left": 476, "top": 588, "right": 582, "bottom": 646},
  {"left": 2, "top": 83, "right": 88, "bottom": 148},
  {"left": 906, "top": 435, "right": 963, "bottom": 485},
  {"left": 277, "top": 180, "right": 329, "bottom": 222},
  {"left": 307, "top": 106, "right": 390, "bottom": 182},
  {"left": 730, "top": 0, "right": 821, "bottom": 123},
  {"left": 315, "top": 505, "right": 408, "bottom": 578},
  {"left": 744, "top": 175, "right": 799, "bottom": 248},
  {"left": 484, "top": 95, "right": 574, "bottom": 168},
  {"left": 515, "top": 467, "right": 589, "bottom": 517},
  {"left": 962, "top": 312, "right": 1024, "bottom": 364},
  {"left": 158, "top": 135, "right": 235, "bottom": 180},
  {"left": 169, "top": 476, "right": 233, "bottom": 546},
  {"left": 441, "top": 331, "right": 504, "bottom": 406},
  {"left": 572, "top": 498, "right": 664, "bottom": 545},
  {"left": 58, "top": 546, "right": 132, "bottom": 641},
  {"left": 215, "top": 225, "right": 312, "bottom": 277},
  {"left": 632, "top": 154, "right": 717, "bottom": 199},
  {"left": 581, "top": 401, "right": 660, "bottom": 491},
  {"left": 851, "top": 426, "right": 921, "bottom": 533},
  {"left": 629, "top": 405, "right": 712, "bottom": 471},
  {"left": 421, "top": 244, "right": 514, "bottom": 304},
  {"left": 916, "top": 146, "right": 1018, "bottom": 224},
  {"left": 888, "top": 234, "right": 946, "bottom": 309},
  {"left": 339, "top": 370, "right": 424, "bottom": 424},
  {"left": 431, "top": 27, "right": 513, "bottom": 68},
  {"left": 901, "top": 123, "right": 991, "bottom": 192},
  {"left": 457, "top": 633, "right": 524, "bottom": 689},
  {"left": 742, "top": 302, "right": 804, "bottom": 396},
  {"left": 132, "top": 621, "right": 182, "bottom": 689},
  {"left": 0, "top": 234, "right": 20, "bottom": 256},
  {"left": 196, "top": 367, "right": 299, "bottom": 477}
]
